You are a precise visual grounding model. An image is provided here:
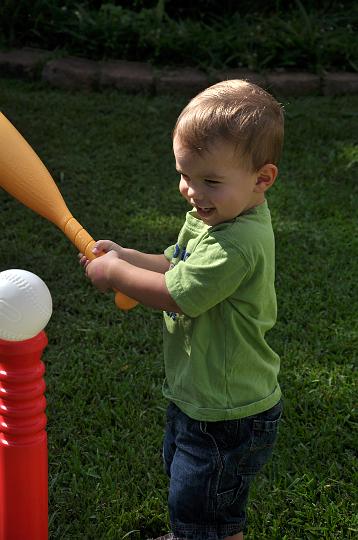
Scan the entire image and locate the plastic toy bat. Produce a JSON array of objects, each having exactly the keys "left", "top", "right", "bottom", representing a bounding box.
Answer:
[{"left": 0, "top": 112, "right": 138, "bottom": 310}]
